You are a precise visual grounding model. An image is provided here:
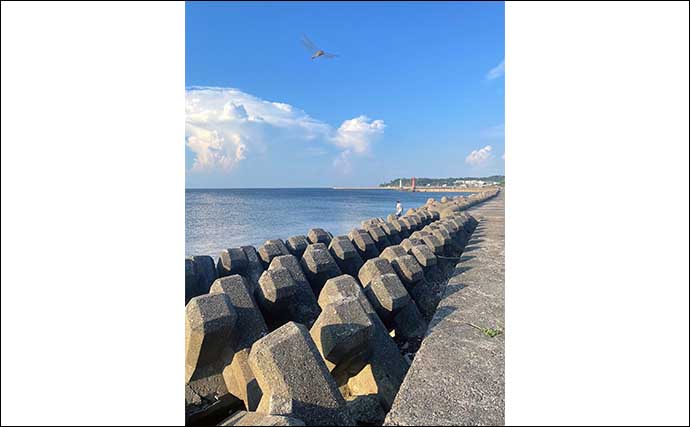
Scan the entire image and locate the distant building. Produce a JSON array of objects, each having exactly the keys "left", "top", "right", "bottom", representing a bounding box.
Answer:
[{"left": 453, "top": 179, "right": 489, "bottom": 188}]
